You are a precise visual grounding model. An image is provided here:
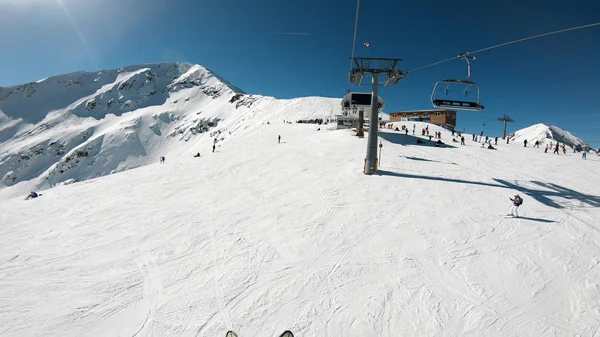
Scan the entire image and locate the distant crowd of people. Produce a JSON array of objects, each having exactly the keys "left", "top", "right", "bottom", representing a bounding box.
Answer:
[{"left": 296, "top": 118, "right": 326, "bottom": 125}]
